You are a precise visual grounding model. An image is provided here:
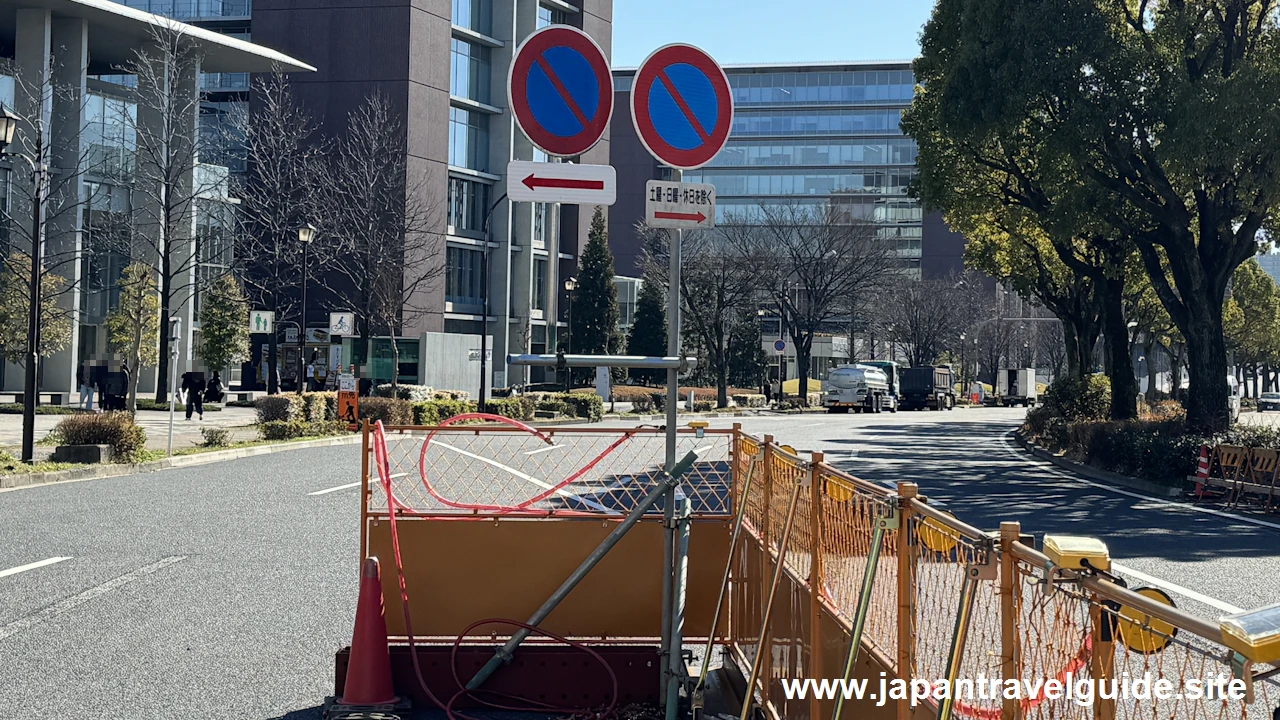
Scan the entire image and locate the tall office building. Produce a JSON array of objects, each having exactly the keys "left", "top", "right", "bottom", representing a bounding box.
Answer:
[
  {"left": 113, "top": 0, "right": 613, "bottom": 393},
  {"left": 609, "top": 61, "right": 968, "bottom": 281}
]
